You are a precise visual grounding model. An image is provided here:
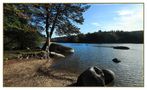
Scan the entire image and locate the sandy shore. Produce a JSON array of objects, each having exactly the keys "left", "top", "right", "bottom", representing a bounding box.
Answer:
[{"left": 3, "top": 58, "right": 78, "bottom": 87}]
